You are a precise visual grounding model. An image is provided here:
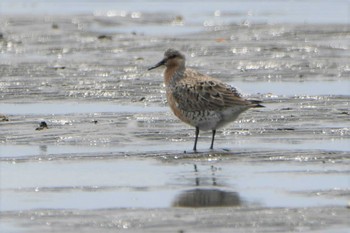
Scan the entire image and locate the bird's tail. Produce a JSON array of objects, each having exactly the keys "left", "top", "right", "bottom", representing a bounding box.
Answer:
[{"left": 249, "top": 100, "right": 265, "bottom": 108}]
